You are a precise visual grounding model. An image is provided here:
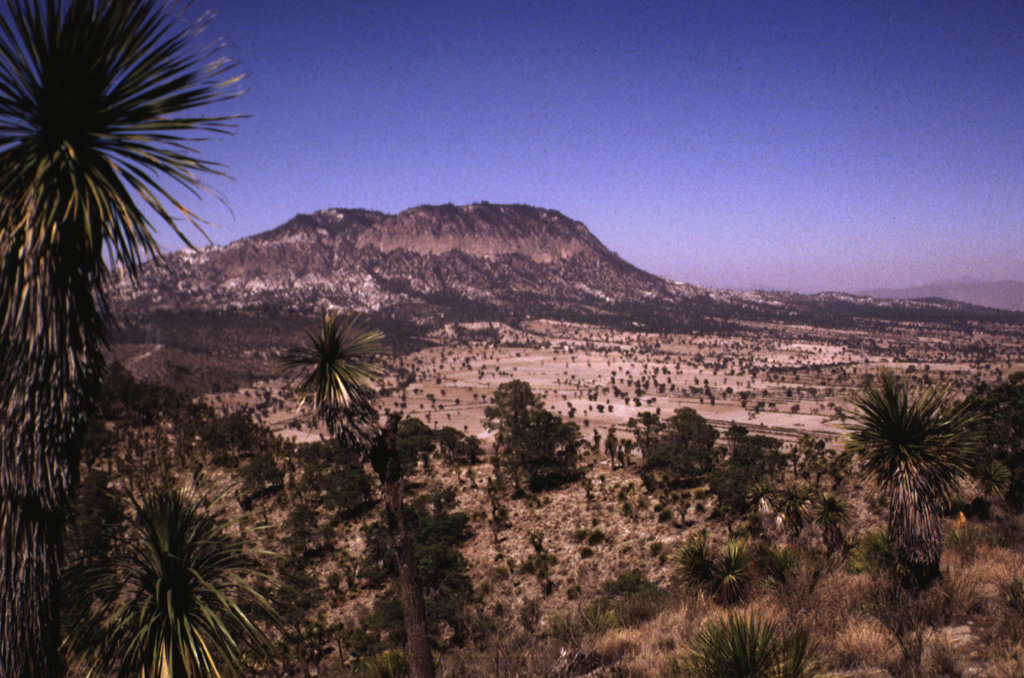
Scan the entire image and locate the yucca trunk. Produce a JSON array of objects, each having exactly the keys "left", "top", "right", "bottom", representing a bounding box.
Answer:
[
  {"left": 370, "top": 423, "right": 434, "bottom": 678},
  {"left": 1, "top": 500, "right": 64, "bottom": 677},
  {"left": 0, "top": 360, "right": 98, "bottom": 677},
  {"left": 1, "top": 236, "right": 103, "bottom": 676},
  {"left": 889, "top": 489, "right": 943, "bottom": 588}
]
